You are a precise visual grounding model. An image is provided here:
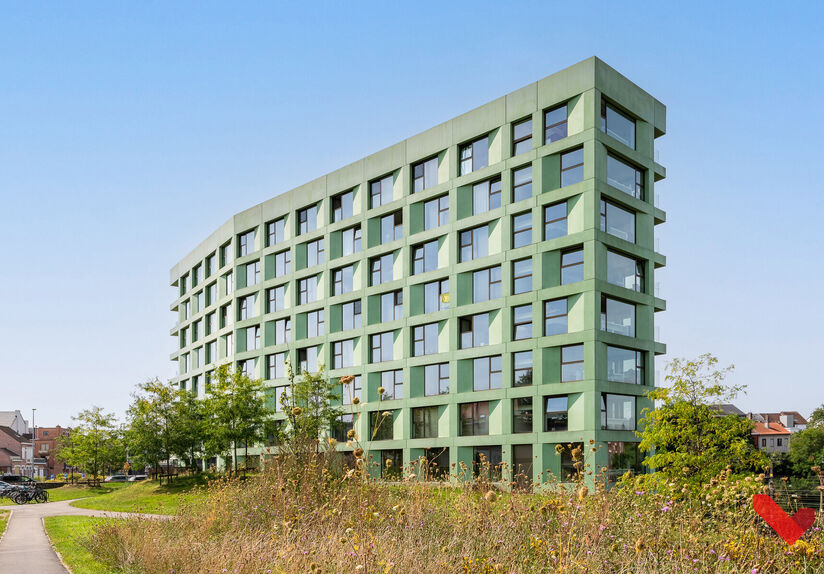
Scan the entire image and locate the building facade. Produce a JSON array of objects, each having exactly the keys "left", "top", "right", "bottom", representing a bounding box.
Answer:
[
  {"left": 169, "top": 57, "right": 666, "bottom": 483},
  {"left": 34, "top": 426, "right": 71, "bottom": 477}
]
